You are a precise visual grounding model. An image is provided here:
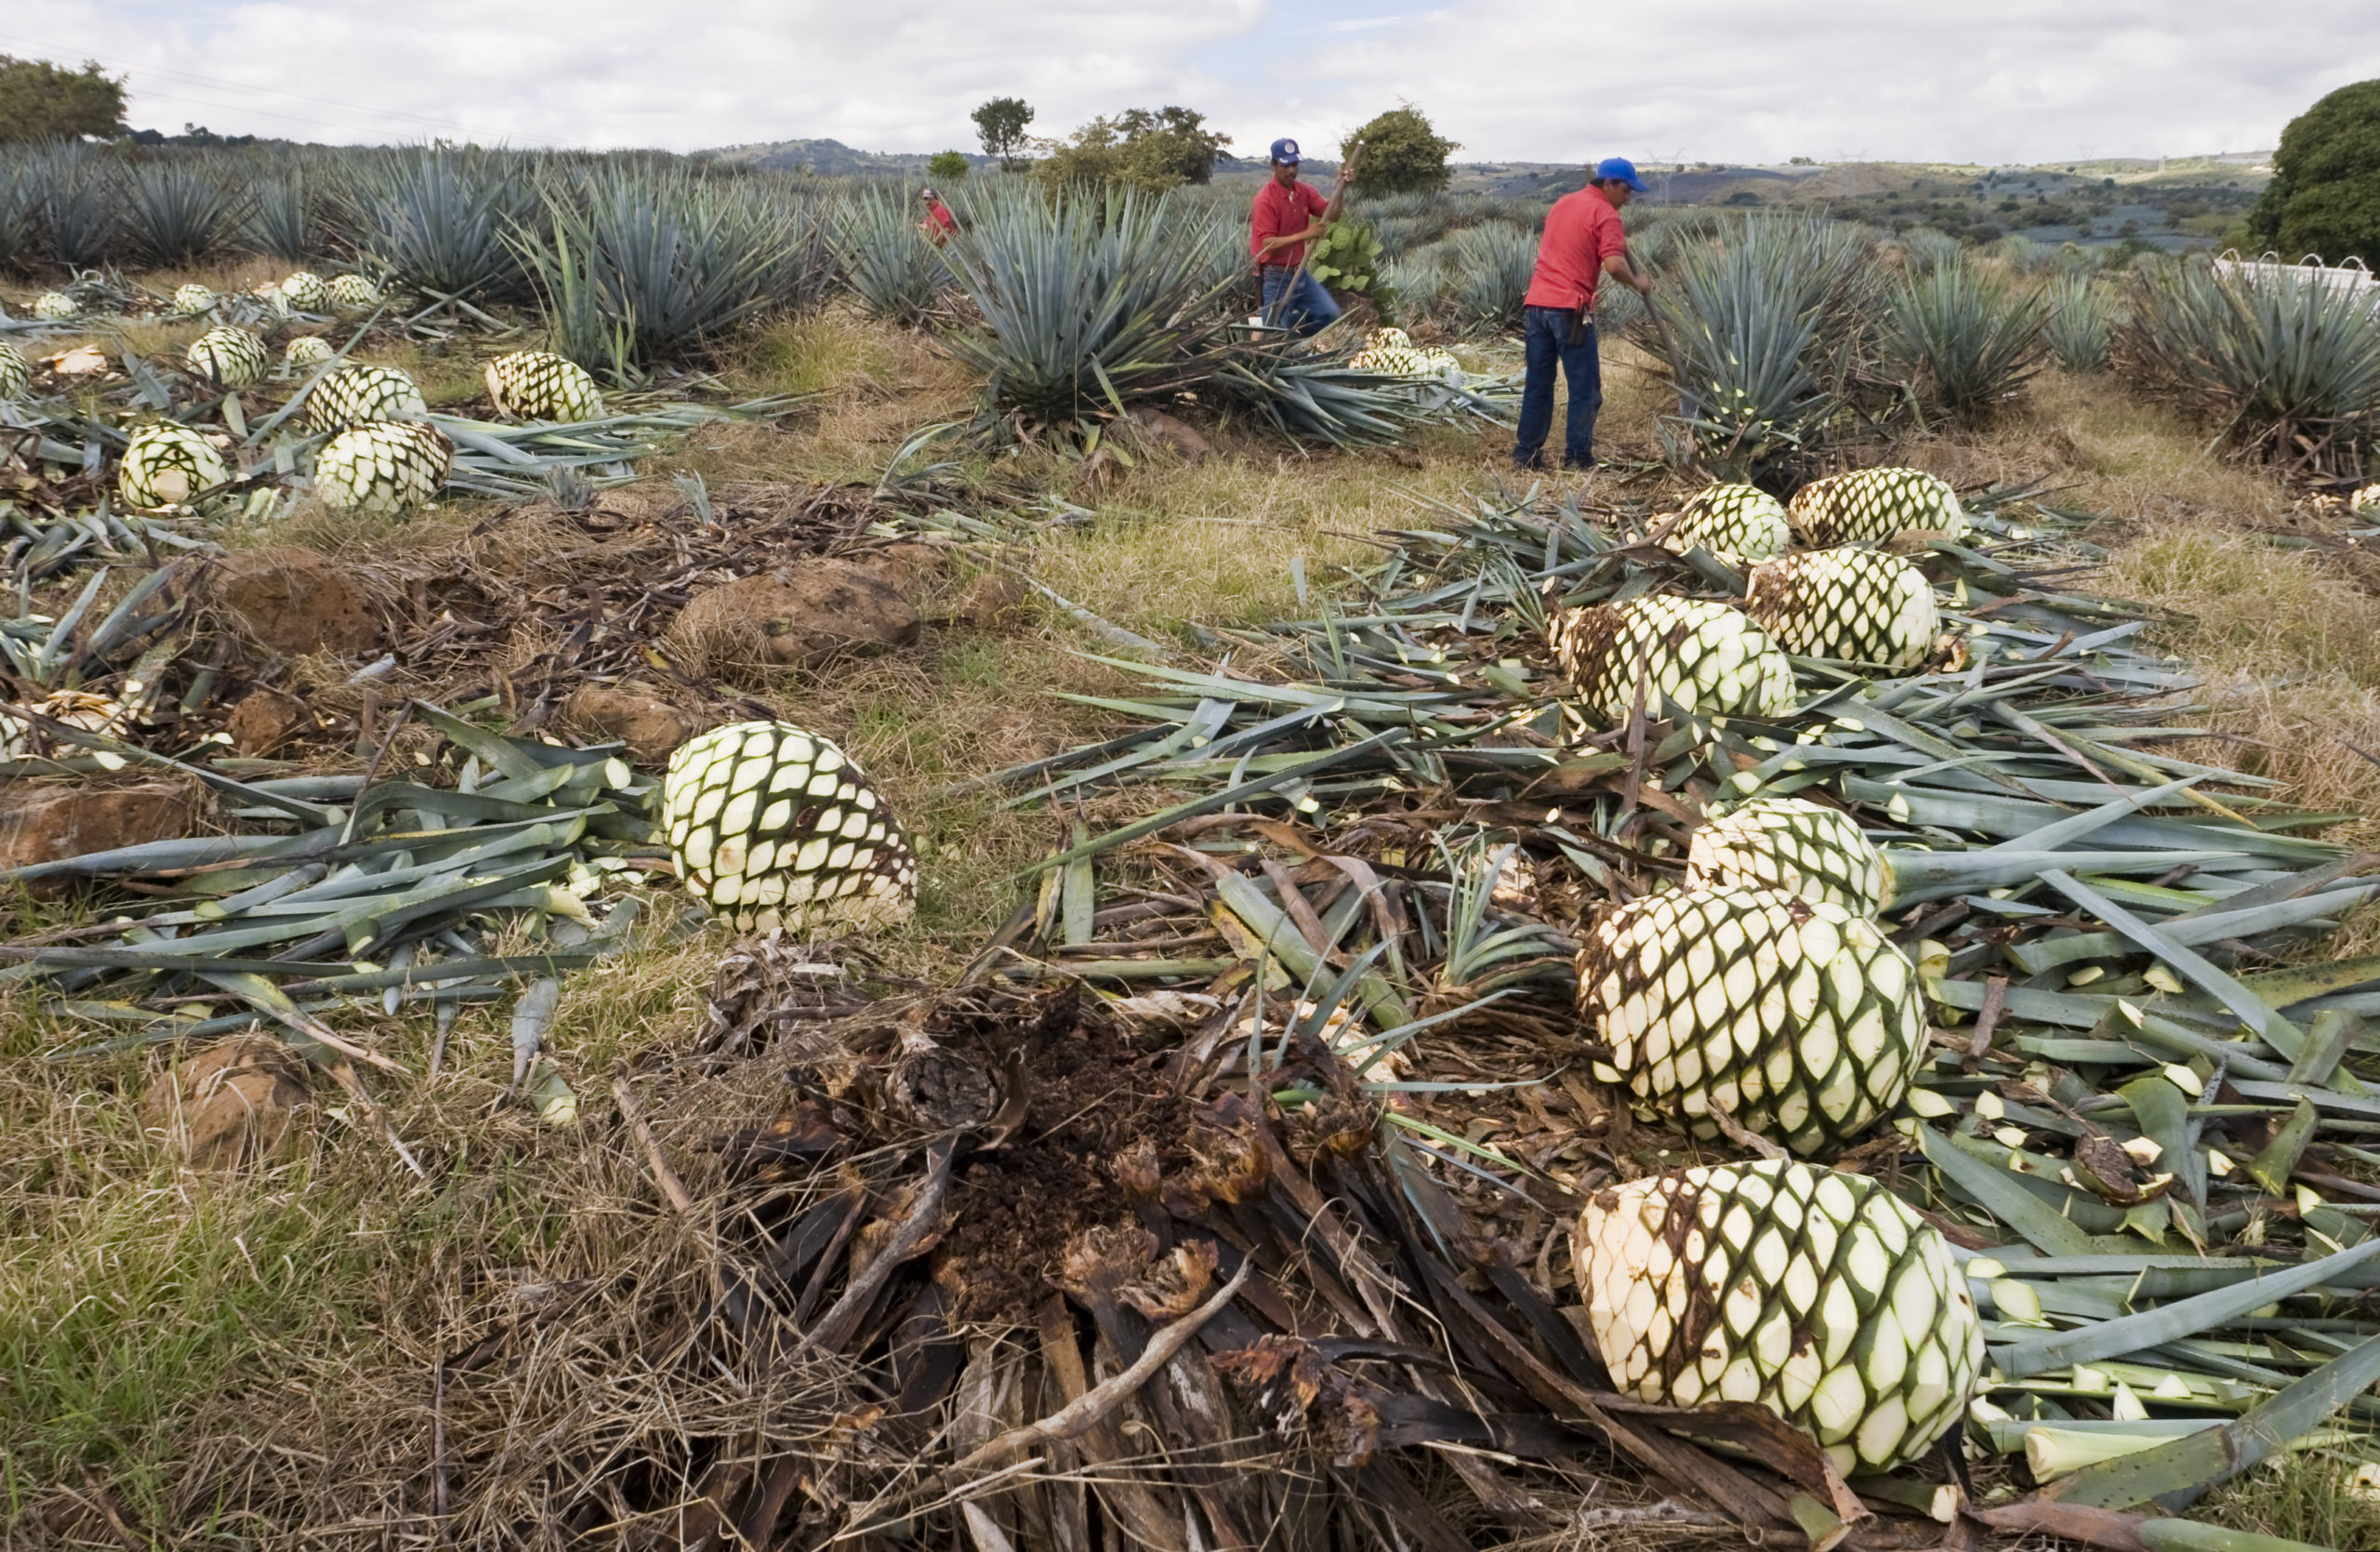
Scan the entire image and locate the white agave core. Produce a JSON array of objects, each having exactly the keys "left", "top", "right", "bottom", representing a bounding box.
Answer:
[
  {"left": 1580, "top": 885, "right": 1923, "bottom": 1153},
  {"left": 1745, "top": 548, "right": 1940, "bottom": 670},
  {"left": 661, "top": 722, "right": 918, "bottom": 935},
  {"left": 1553, "top": 595, "right": 1796, "bottom": 721},
  {"left": 1686, "top": 797, "right": 1892, "bottom": 916},
  {"left": 1573, "top": 1159, "right": 1983, "bottom": 1474},
  {"left": 1668, "top": 483, "right": 1791, "bottom": 564}
]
